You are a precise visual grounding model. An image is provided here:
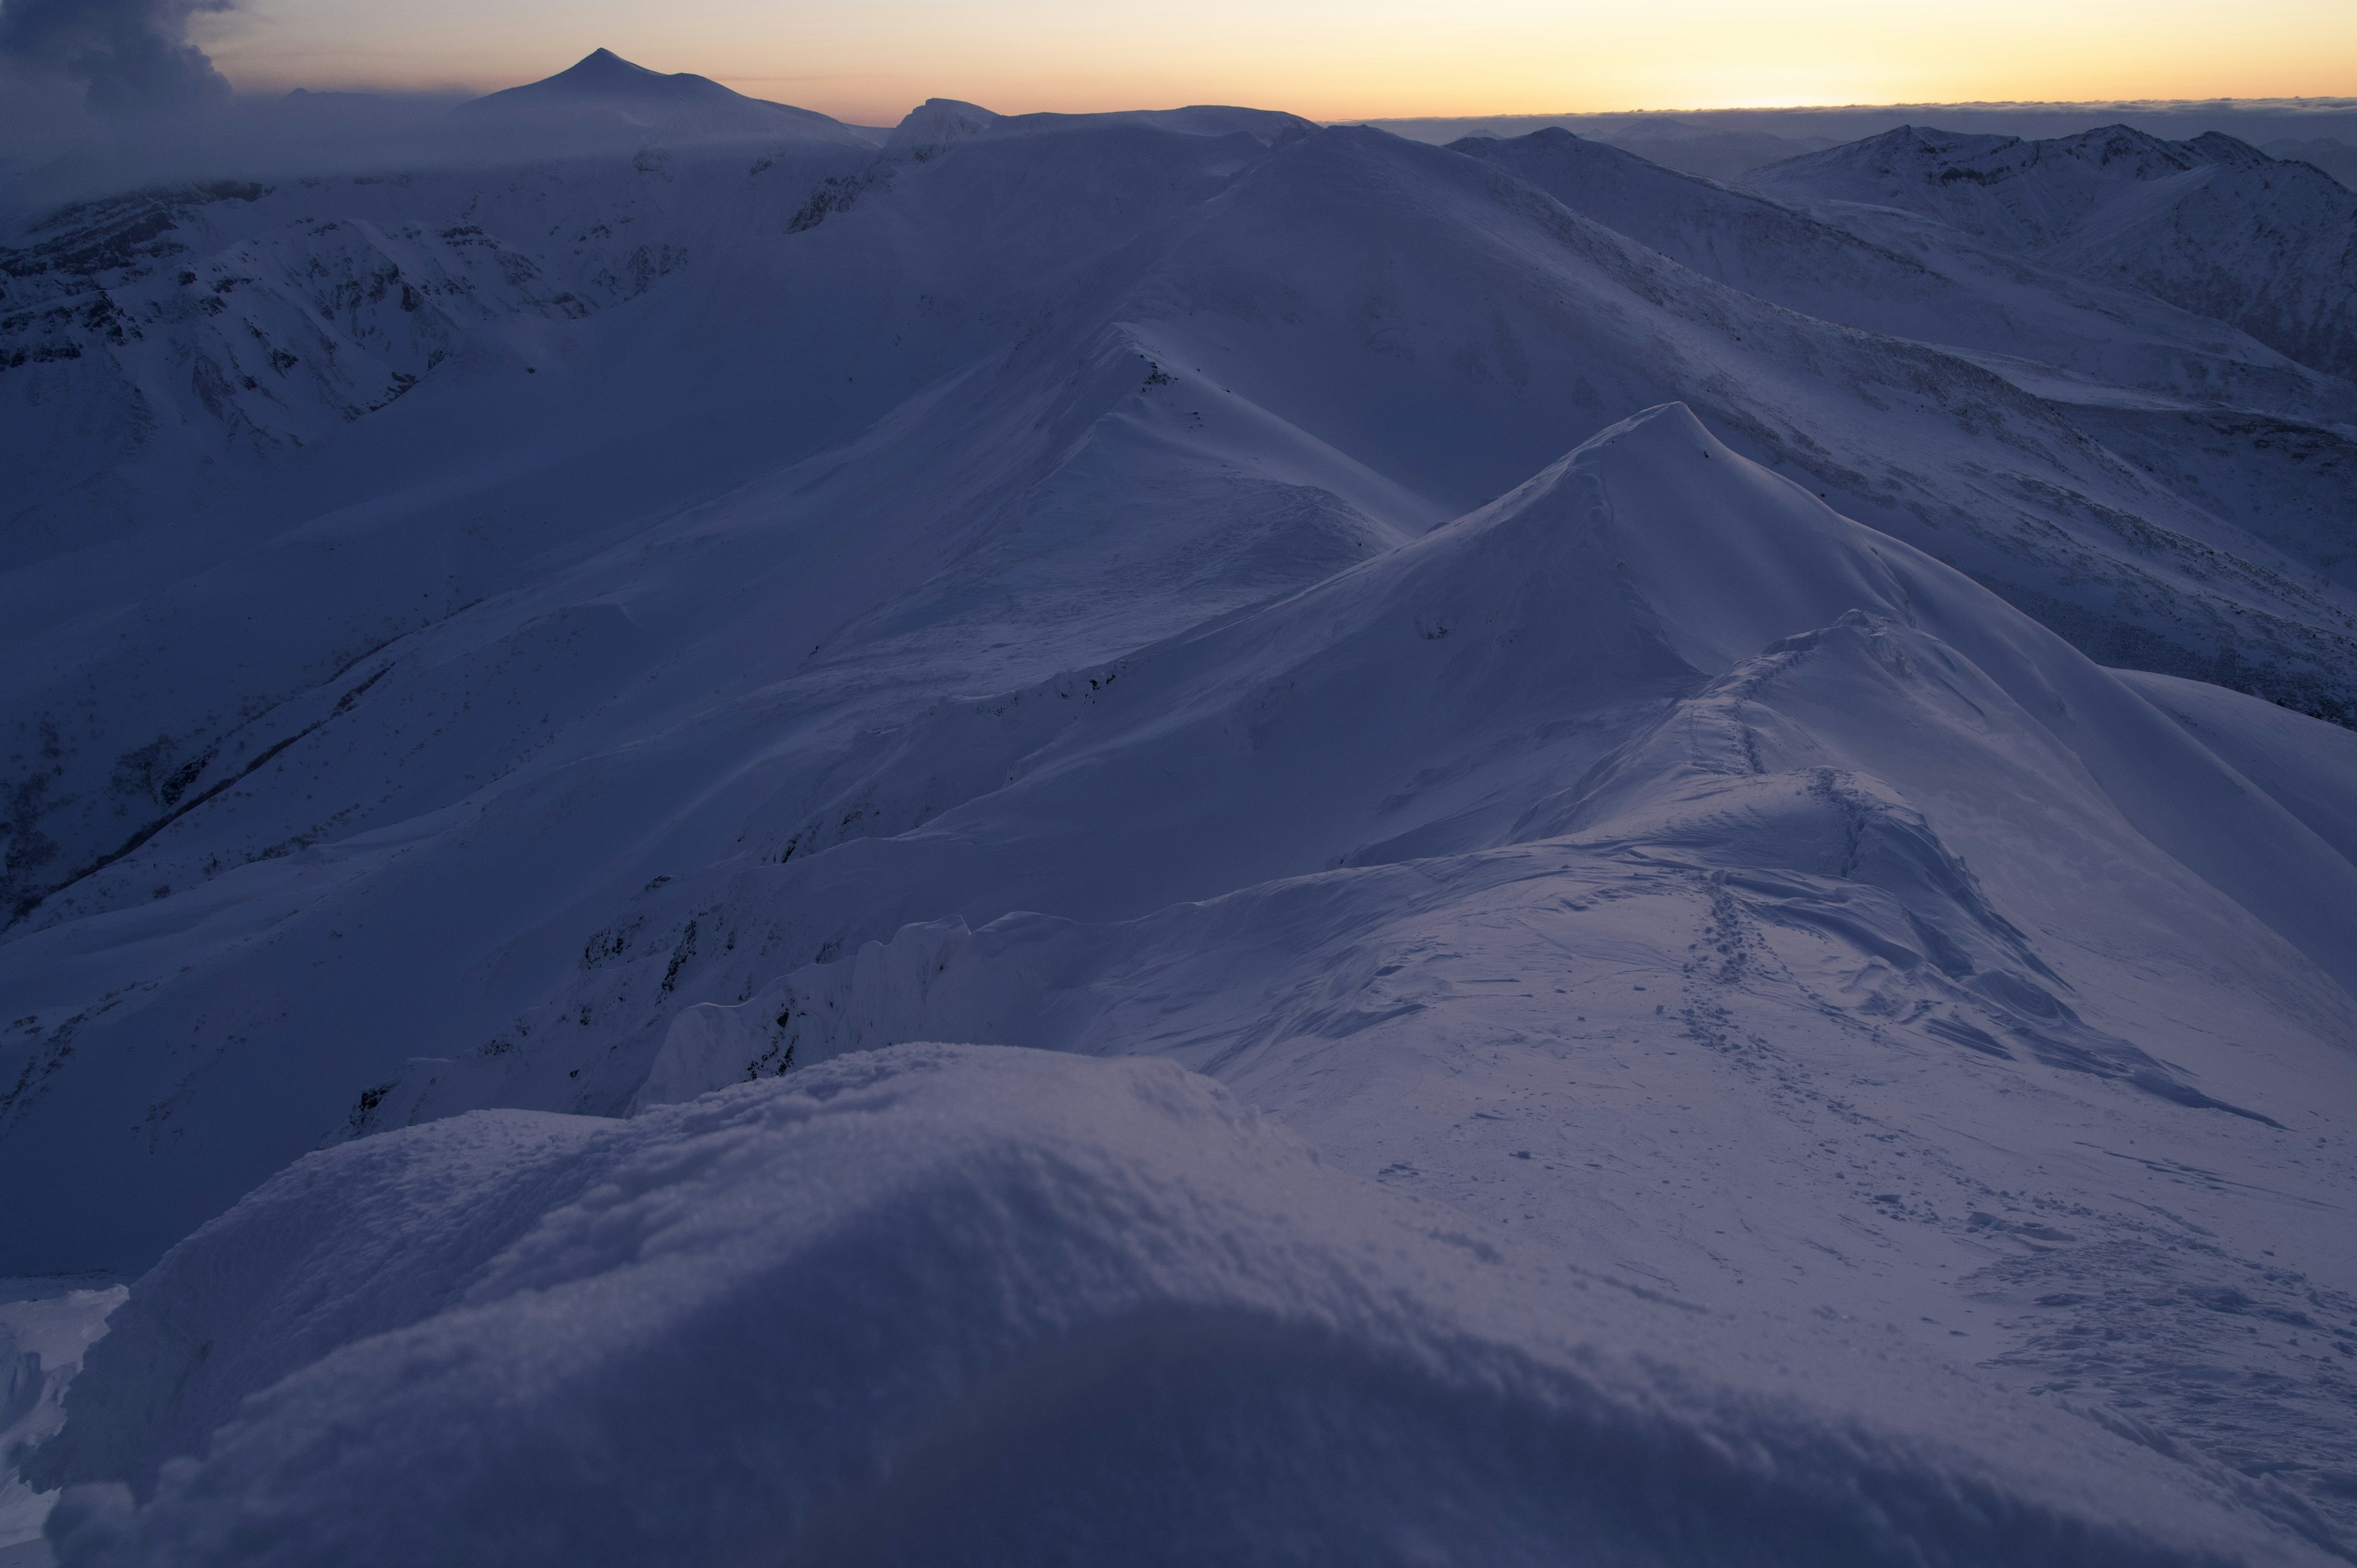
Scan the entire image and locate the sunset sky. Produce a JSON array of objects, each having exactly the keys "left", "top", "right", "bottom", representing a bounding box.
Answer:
[{"left": 197, "top": 0, "right": 2357, "bottom": 123}]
